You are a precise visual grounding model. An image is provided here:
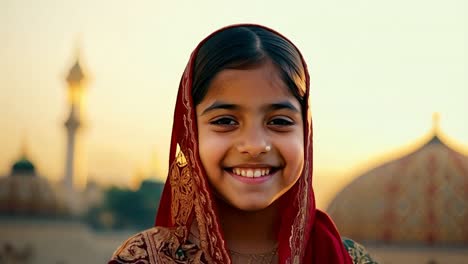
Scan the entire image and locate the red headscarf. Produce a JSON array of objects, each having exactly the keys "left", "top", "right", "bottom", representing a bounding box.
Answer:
[{"left": 155, "top": 24, "right": 352, "bottom": 264}]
